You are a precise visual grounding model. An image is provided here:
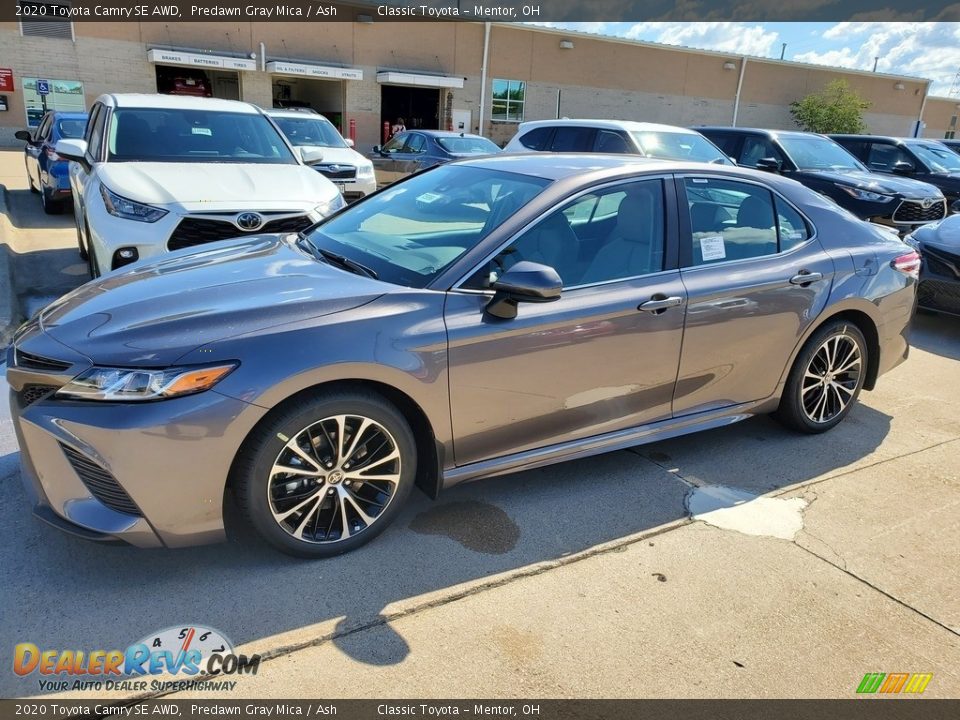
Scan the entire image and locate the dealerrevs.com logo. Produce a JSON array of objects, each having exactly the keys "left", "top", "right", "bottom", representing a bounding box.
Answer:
[{"left": 13, "top": 625, "right": 261, "bottom": 693}]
